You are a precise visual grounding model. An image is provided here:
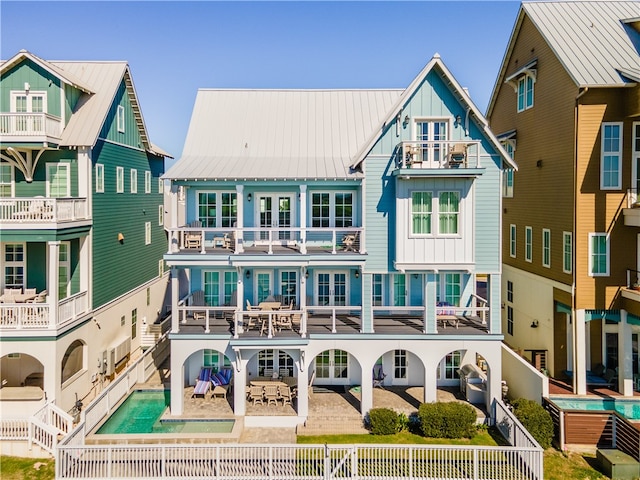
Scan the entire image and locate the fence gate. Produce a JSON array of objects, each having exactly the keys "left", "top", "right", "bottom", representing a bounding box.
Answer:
[{"left": 325, "top": 445, "right": 356, "bottom": 479}]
